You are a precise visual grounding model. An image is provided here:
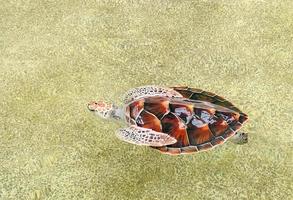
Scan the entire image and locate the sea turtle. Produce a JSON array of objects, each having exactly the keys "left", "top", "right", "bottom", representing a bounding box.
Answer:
[{"left": 88, "top": 86, "right": 248, "bottom": 155}]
